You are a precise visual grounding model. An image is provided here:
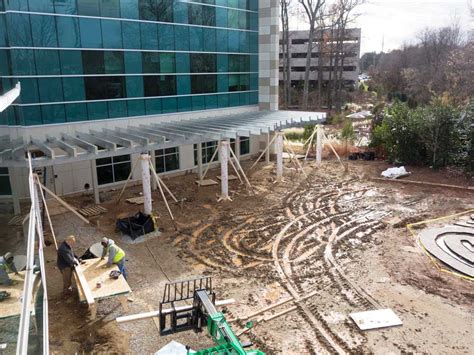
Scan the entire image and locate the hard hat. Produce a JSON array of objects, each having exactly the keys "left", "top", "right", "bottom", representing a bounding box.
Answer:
[{"left": 4, "top": 252, "right": 13, "bottom": 262}]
